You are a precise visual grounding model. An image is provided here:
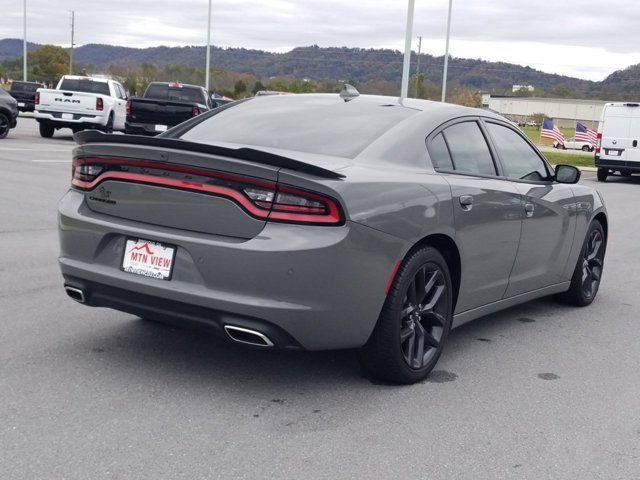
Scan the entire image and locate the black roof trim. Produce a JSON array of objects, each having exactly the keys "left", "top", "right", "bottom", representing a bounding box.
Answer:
[{"left": 74, "top": 130, "right": 345, "bottom": 180}]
